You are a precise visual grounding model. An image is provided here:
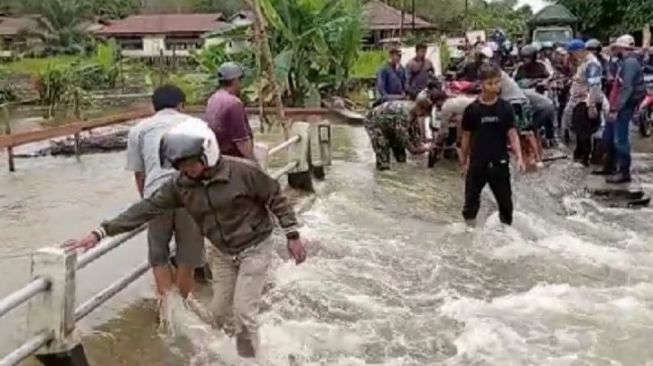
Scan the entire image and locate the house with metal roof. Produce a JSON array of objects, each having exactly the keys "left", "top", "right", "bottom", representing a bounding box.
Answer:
[
  {"left": 363, "top": 0, "right": 437, "bottom": 47},
  {"left": 0, "top": 16, "right": 41, "bottom": 57},
  {"left": 94, "top": 13, "right": 233, "bottom": 57}
]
